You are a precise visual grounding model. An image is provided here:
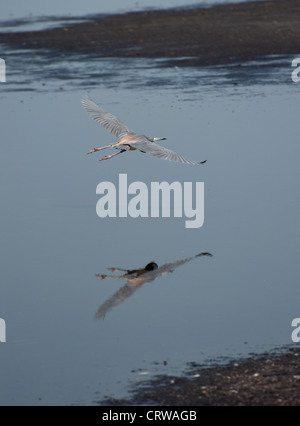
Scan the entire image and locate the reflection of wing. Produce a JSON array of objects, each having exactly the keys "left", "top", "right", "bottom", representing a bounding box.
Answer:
[
  {"left": 95, "top": 283, "right": 139, "bottom": 319},
  {"left": 126, "top": 252, "right": 213, "bottom": 282}
]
